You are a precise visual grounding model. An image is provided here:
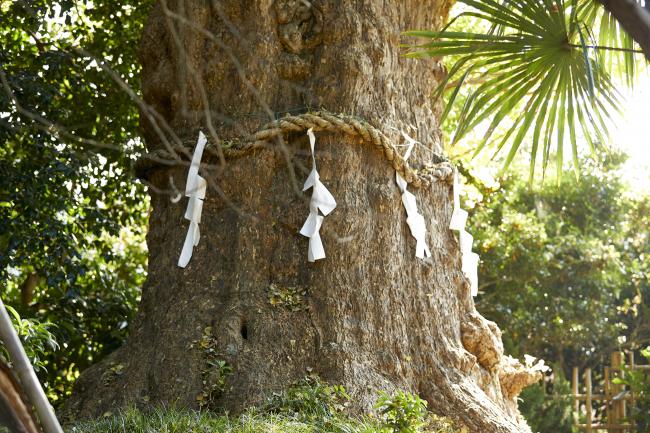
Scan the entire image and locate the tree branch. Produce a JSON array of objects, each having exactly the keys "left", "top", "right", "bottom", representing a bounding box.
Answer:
[{"left": 597, "top": 0, "right": 650, "bottom": 61}]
